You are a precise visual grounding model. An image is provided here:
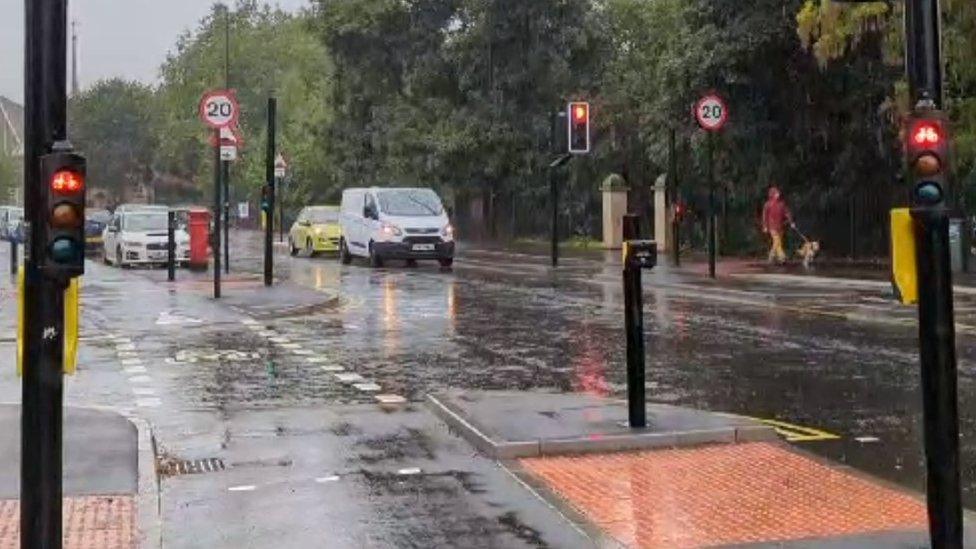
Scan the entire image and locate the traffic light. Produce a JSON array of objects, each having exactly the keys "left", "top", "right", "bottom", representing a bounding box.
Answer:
[
  {"left": 906, "top": 113, "right": 950, "bottom": 206},
  {"left": 261, "top": 184, "right": 272, "bottom": 212},
  {"left": 39, "top": 151, "right": 86, "bottom": 280},
  {"left": 567, "top": 101, "right": 590, "bottom": 154}
]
